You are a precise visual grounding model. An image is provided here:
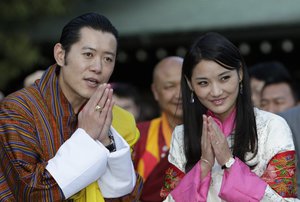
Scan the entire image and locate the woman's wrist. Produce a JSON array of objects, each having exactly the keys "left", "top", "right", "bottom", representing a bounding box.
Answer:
[
  {"left": 200, "top": 158, "right": 212, "bottom": 179},
  {"left": 201, "top": 158, "right": 213, "bottom": 168}
]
